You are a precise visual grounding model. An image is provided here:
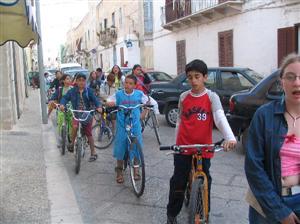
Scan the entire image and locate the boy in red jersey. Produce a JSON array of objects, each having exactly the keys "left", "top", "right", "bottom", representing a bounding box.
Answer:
[{"left": 167, "top": 60, "right": 237, "bottom": 224}]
